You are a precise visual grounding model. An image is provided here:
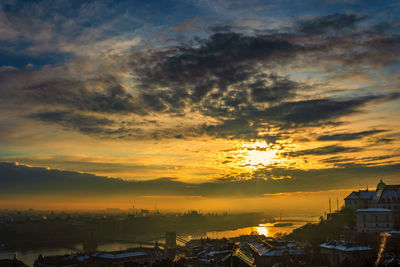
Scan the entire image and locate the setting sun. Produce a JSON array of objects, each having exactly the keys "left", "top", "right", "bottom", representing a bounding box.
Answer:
[{"left": 240, "top": 141, "right": 277, "bottom": 168}]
